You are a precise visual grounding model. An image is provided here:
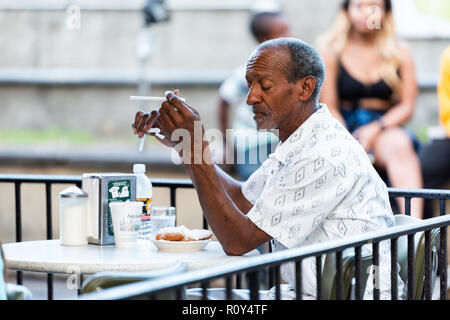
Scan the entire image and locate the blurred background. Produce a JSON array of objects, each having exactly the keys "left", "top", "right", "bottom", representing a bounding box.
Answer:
[{"left": 0, "top": 0, "right": 449, "bottom": 299}]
